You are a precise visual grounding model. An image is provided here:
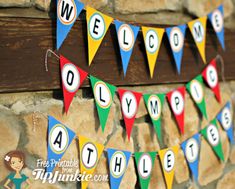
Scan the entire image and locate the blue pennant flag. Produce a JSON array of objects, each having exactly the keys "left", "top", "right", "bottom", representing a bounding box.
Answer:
[
  {"left": 166, "top": 24, "right": 186, "bottom": 74},
  {"left": 107, "top": 148, "right": 131, "bottom": 189},
  {"left": 208, "top": 5, "right": 225, "bottom": 50},
  {"left": 57, "top": 0, "right": 84, "bottom": 49},
  {"left": 181, "top": 133, "right": 200, "bottom": 181},
  {"left": 114, "top": 20, "right": 140, "bottom": 76},
  {"left": 47, "top": 116, "right": 76, "bottom": 173},
  {"left": 217, "top": 102, "right": 234, "bottom": 144}
]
